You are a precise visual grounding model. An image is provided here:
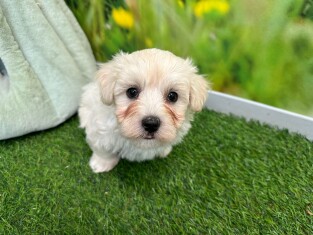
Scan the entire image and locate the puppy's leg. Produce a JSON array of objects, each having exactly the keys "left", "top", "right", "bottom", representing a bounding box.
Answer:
[
  {"left": 89, "top": 152, "right": 120, "bottom": 173},
  {"left": 159, "top": 146, "right": 173, "bottom": 158}
]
